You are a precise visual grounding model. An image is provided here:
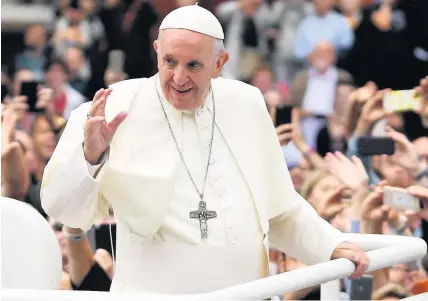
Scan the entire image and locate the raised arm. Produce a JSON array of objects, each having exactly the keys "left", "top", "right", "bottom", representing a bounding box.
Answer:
[{"left": 41, "top": 88, "right": 127, "bottom": 230}]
